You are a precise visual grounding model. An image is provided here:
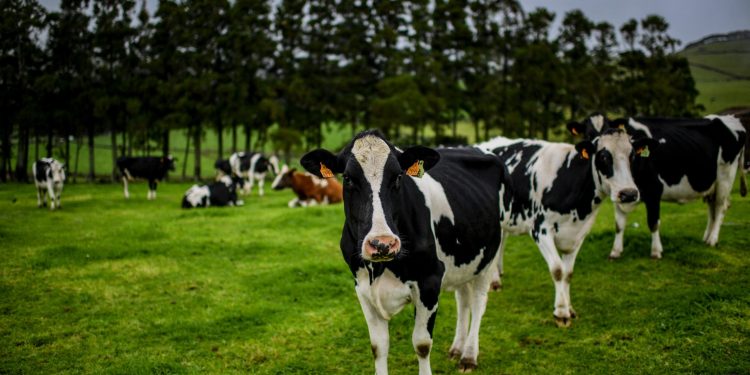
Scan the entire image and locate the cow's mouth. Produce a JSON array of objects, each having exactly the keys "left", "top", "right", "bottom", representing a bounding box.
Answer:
[{"left": 369, "top": 254, "right": 395, "bottom": 262}]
